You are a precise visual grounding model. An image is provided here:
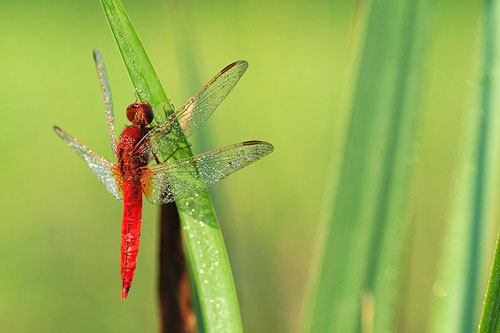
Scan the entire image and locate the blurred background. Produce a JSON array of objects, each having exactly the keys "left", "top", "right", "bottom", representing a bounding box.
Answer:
[{"left": 0, "top": 0, "right": 488, "bottom": 332}]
